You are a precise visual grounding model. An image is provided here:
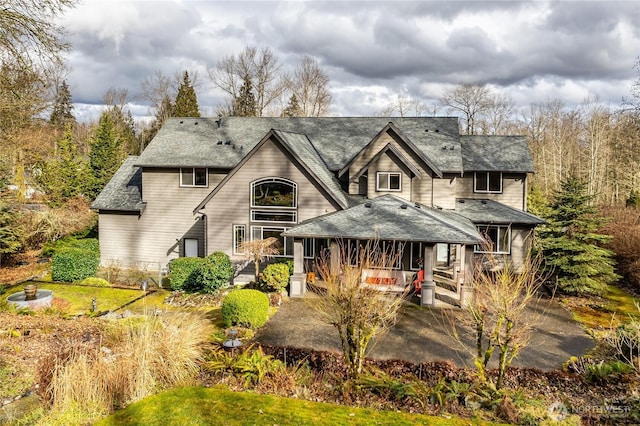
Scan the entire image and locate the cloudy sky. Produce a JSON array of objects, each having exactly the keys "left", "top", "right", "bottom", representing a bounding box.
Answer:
[{"left": 60, "top": 0, "right": 640, "bottom": 123}]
